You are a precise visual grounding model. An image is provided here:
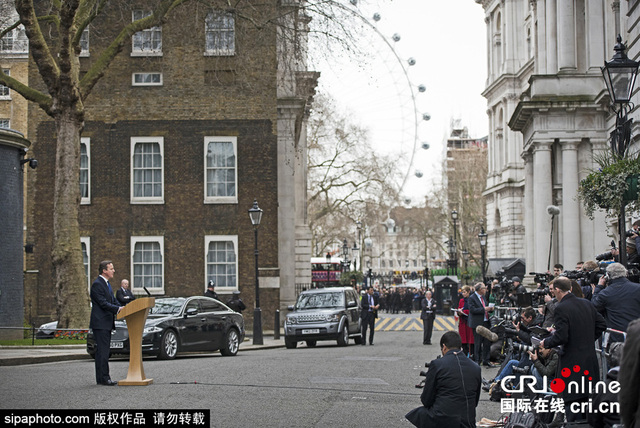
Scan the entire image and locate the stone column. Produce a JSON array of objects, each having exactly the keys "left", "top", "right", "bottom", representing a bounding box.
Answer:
[
  {"left": 533, "top": 141, "right": 554, "bottom": 272},
  {"left": 585, "top": 0, "right": 605, "bottom": 72},
  {"left": 546, "top": 0, "right": 558, "bottom": 73},
  {"left": 557, "top": 0, "right": 576, "bottom": 71},
  {"left": 561, "top": 140, "right": 581, "bottom": 267},
  {"left": 535, "top": 0, "right": 547, "bottom": 74},
  {"left": 523, "top": 151, "right": 535, "bottom": 272}
]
